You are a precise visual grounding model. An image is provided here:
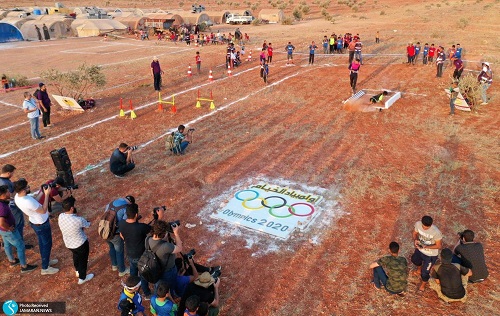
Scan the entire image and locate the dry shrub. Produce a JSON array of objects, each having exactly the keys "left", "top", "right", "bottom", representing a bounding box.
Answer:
[
  {"left": 456, "top": 73, "right": 482, "bottom": 110},
  {"left": 281, "top": 16, "right": 294, "bottom": 25}
]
